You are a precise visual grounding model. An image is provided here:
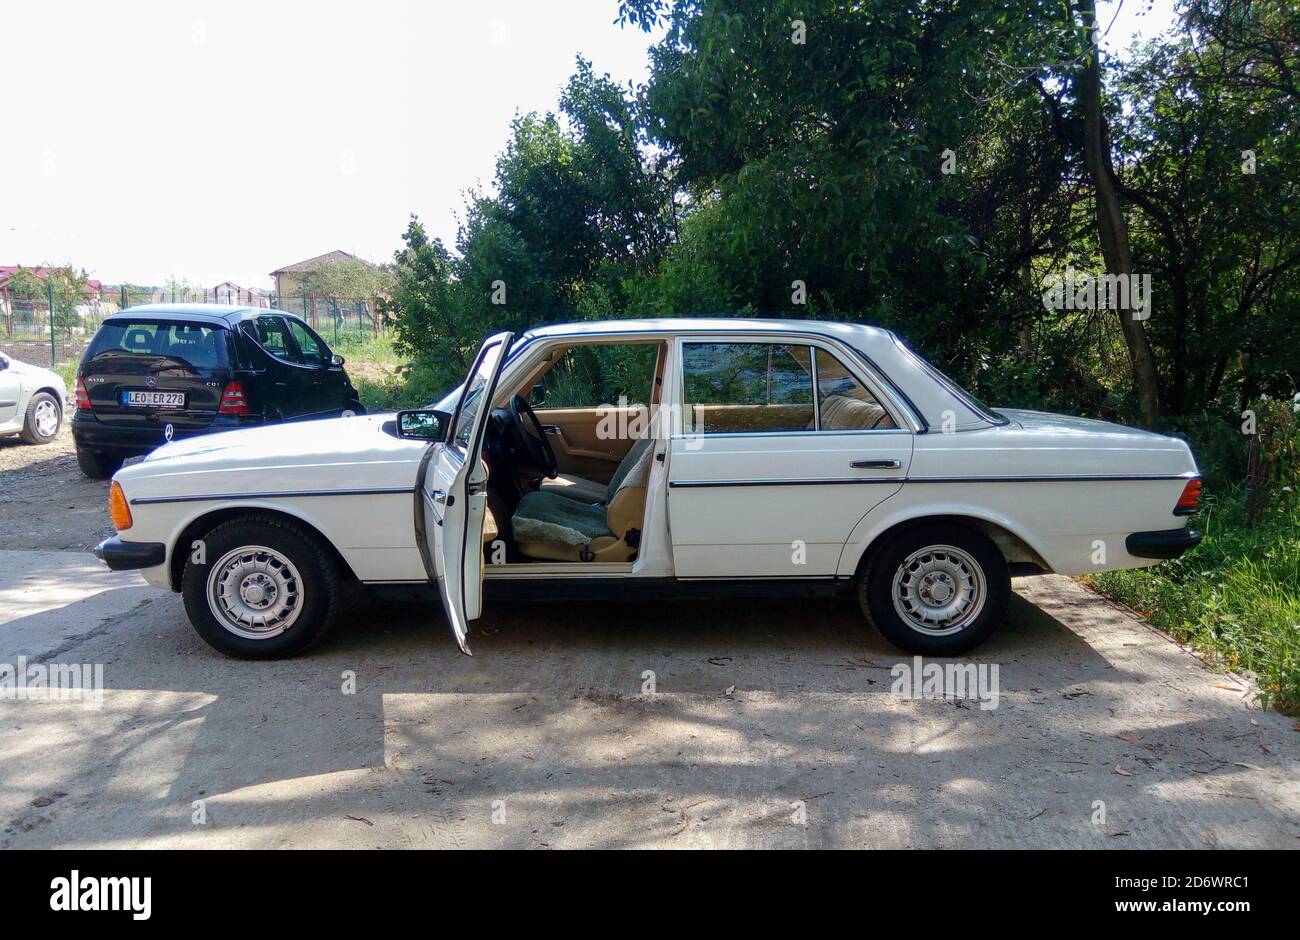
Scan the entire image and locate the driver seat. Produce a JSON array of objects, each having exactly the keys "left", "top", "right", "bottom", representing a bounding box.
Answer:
[{"left": 511, "top": 437, "right": 654, "bottom": 562}]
